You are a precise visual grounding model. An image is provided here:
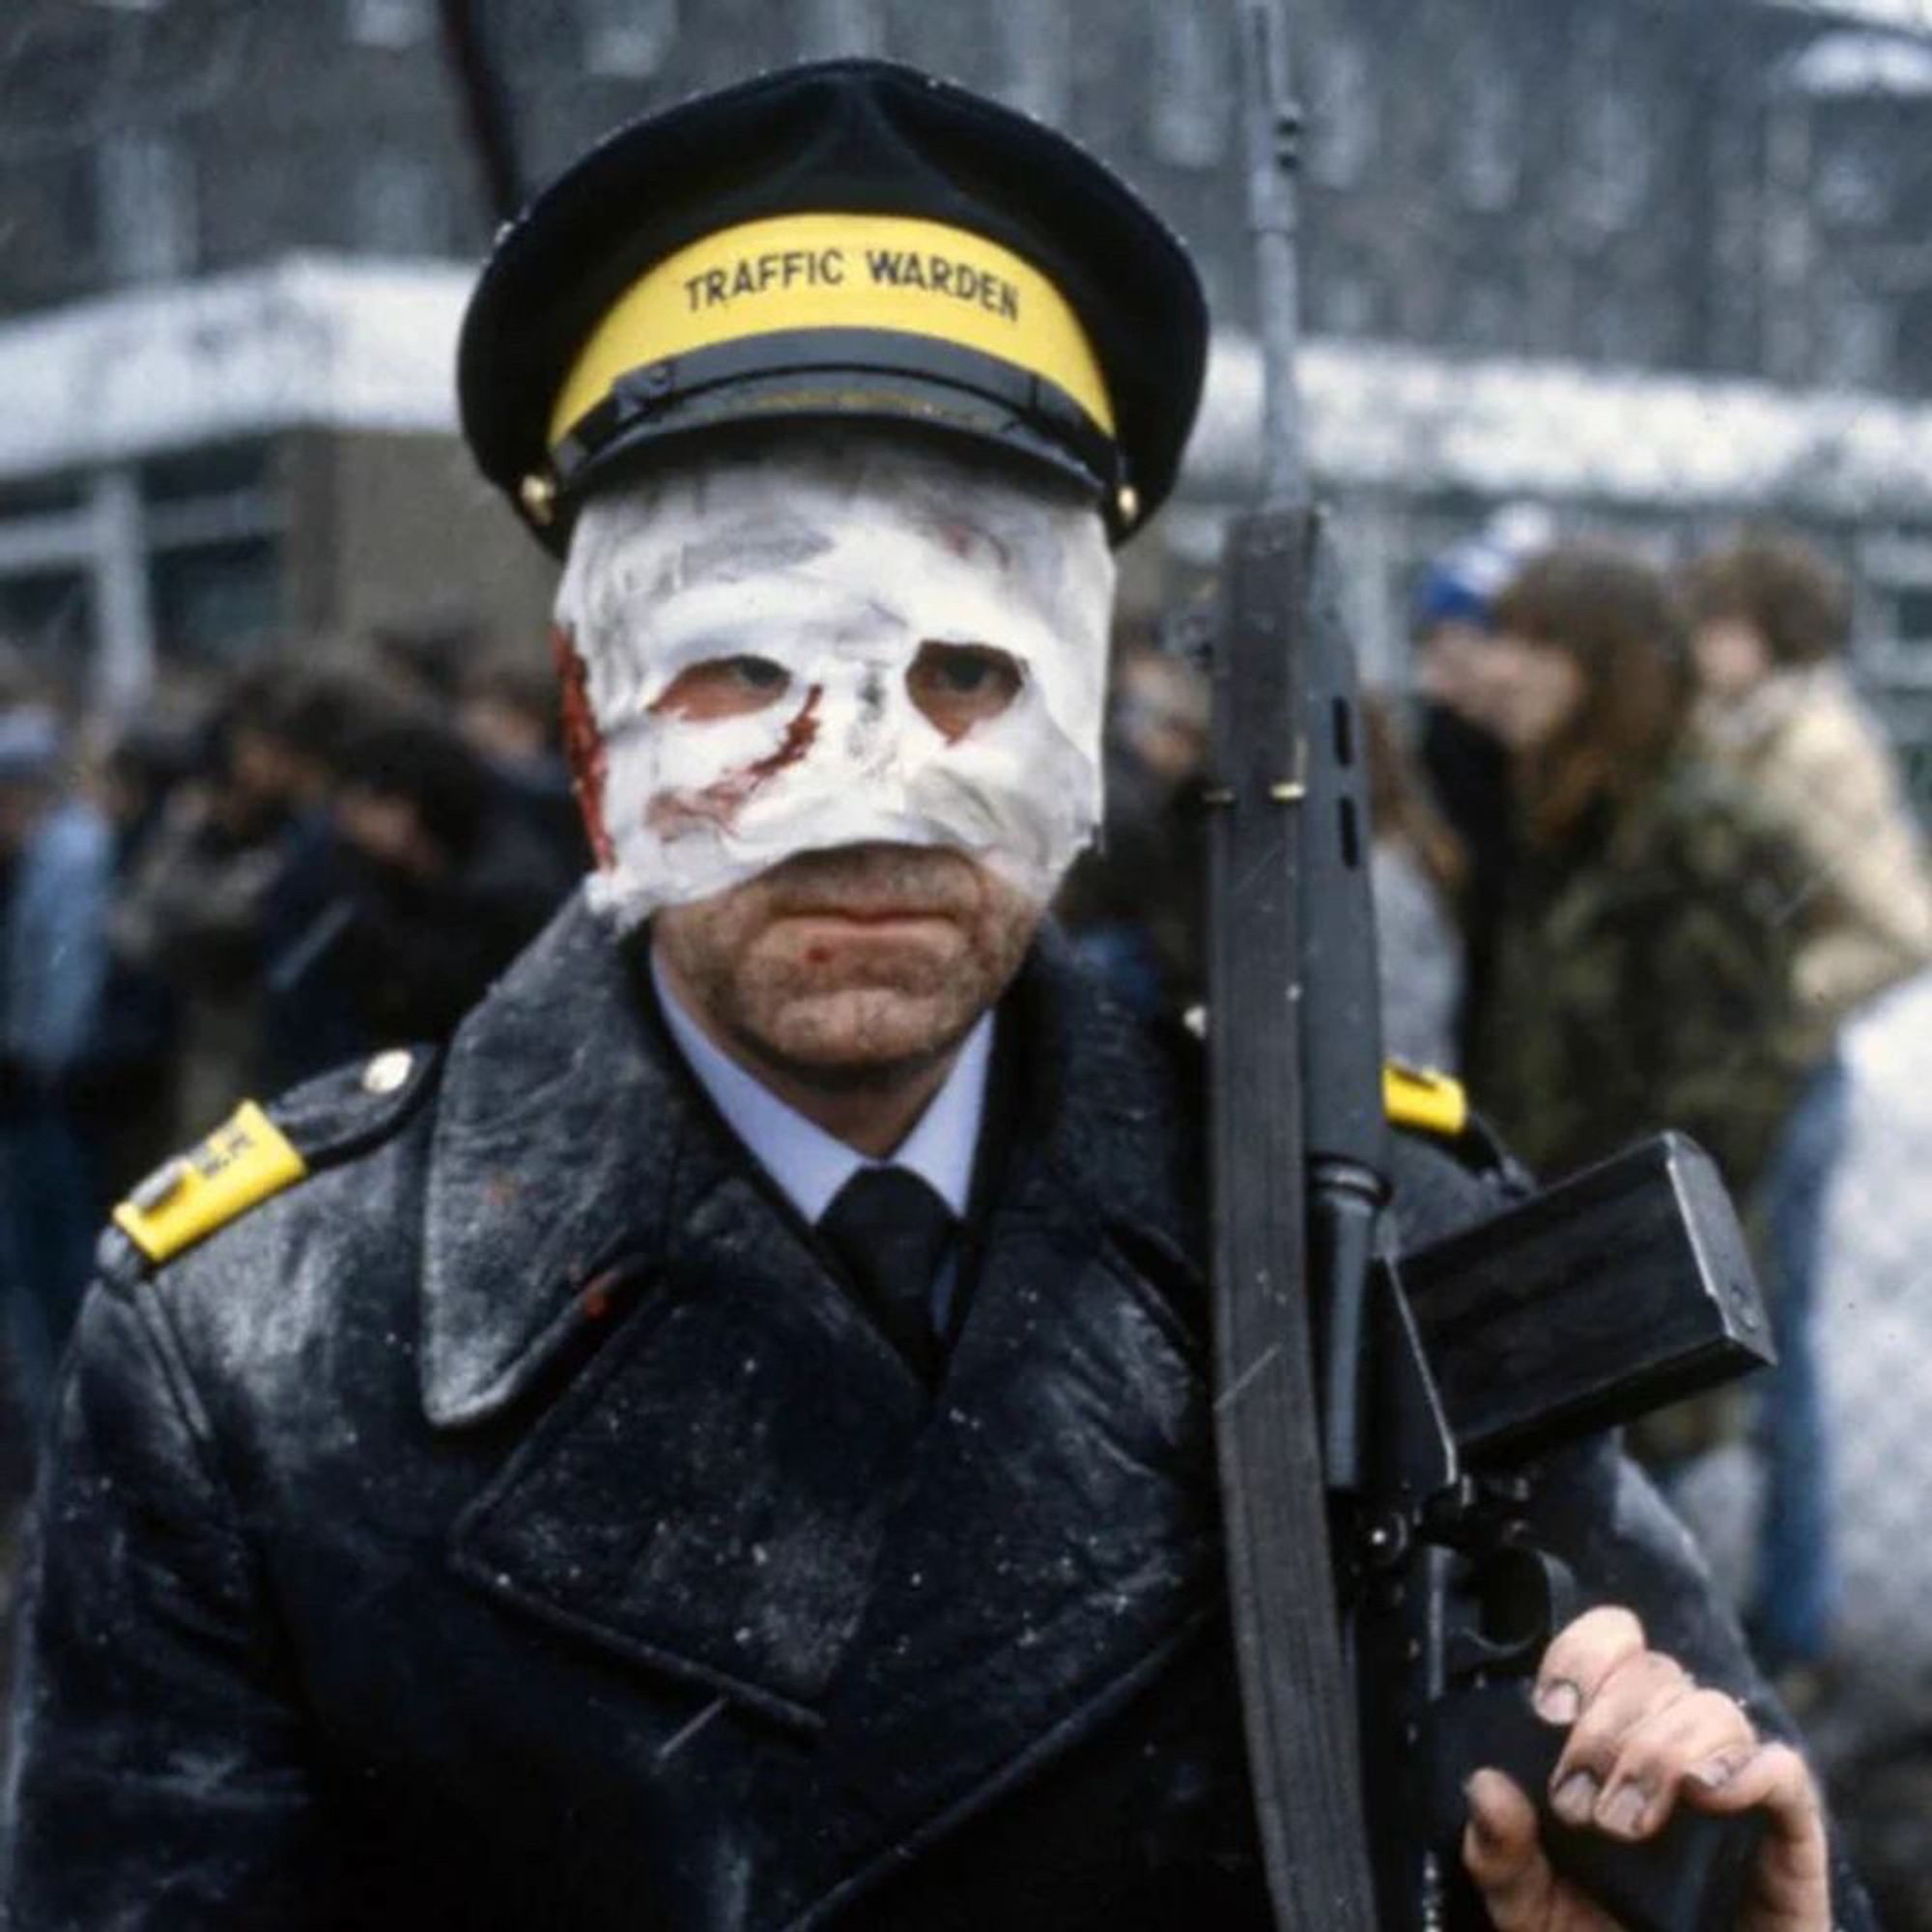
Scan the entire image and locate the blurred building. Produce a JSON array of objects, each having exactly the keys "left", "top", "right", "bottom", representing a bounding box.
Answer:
[{"left": 2, "top": 0, "right": 1931, "bottom": 751}]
